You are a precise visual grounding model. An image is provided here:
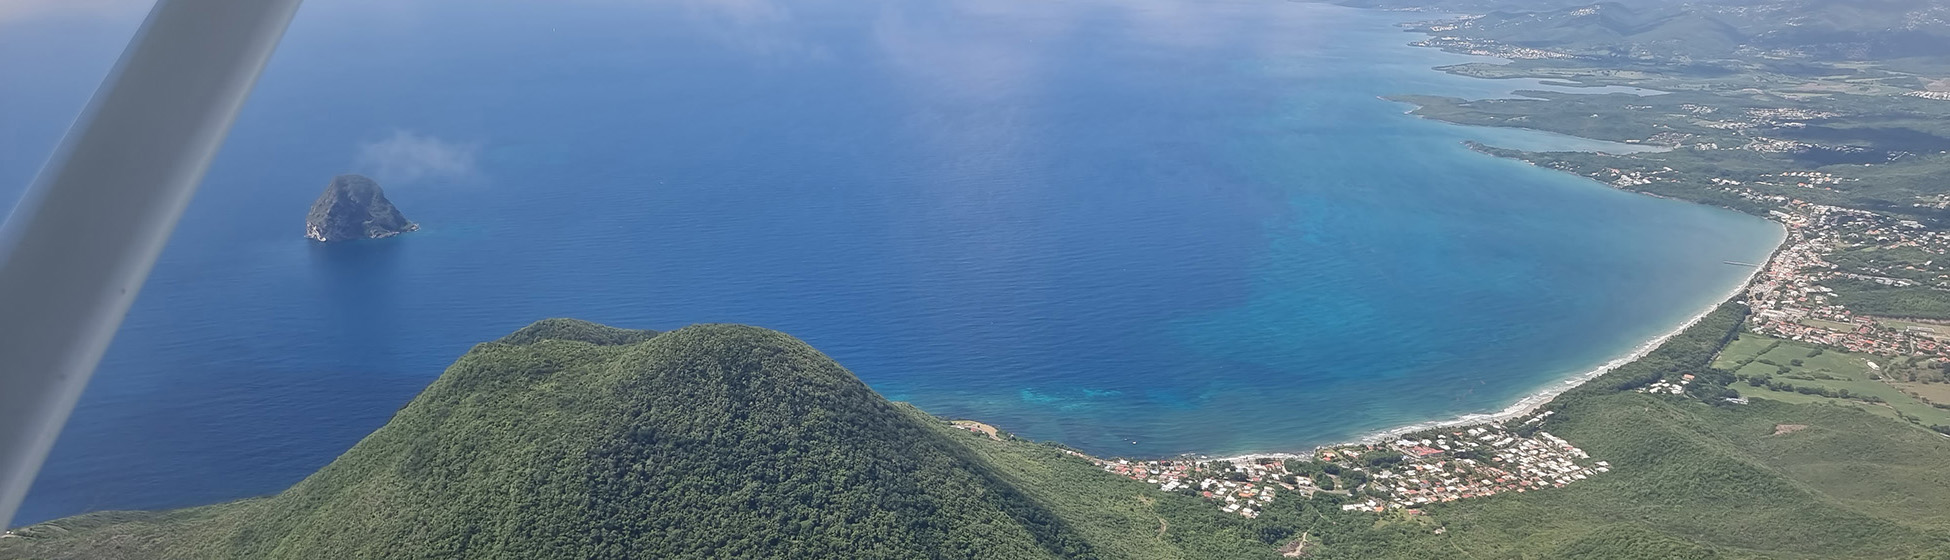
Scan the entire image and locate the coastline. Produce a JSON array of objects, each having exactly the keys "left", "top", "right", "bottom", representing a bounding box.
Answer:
[
  {"left": 1211, "top": 210, "right": 1788, "bottom": 464},
  {"left": 1194, "top": 102, "right": 1788, "bottom": 464},
  {"left": 1118, "top": 30, "right": 1797, "bottom": 465},
  {"left": 1195, "top": 73, "right": 1793, "bottom": 464},
  {"left": 1381, "top": 97, "right": 1671, "bottom": 155},
  {"left": 1196, "top": 22, "right": 1798, "bottom": 463}
]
